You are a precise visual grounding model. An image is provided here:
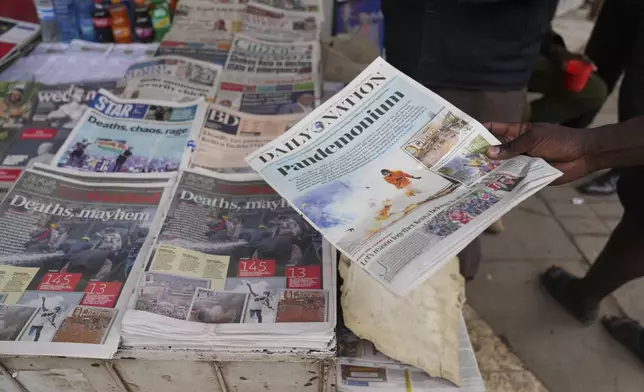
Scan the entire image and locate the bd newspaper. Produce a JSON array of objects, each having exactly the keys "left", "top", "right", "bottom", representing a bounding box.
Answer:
[
  {"left": 0, "top": 166, "right": 172, "bottom": 358},
  {"left": 247, "top": 57, "right": 563, "bottom": 296}
]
